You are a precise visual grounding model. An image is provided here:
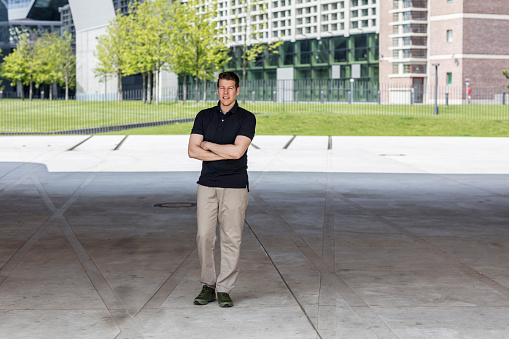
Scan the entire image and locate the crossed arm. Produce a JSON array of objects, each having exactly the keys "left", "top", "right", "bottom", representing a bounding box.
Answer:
[{"left": 188, "top": 133, "right": 252, "bottom": 161}]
